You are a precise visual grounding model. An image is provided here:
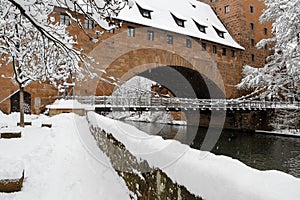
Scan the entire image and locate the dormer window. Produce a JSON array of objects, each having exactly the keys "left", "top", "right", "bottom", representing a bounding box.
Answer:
[
  {"left": 218, "top": 31, "right": 224, "bottom": 38},
  {"left": 193, "top": 19, "right": 207, "bottom": 33},
  {"left": 213, "top": 26, "right": 225, "bottom": 38},
  {"left": 142, "top": 10, "right": 150, "bottom": 18},
  {"left": 171, "top": 13, "right": 186, "bottom": 28},
  {"left": 136, "top": 3, "right": 152, "bottom": 19}
]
